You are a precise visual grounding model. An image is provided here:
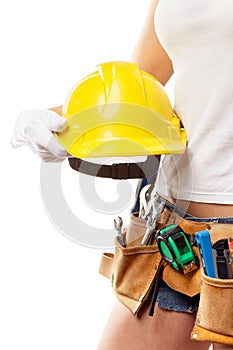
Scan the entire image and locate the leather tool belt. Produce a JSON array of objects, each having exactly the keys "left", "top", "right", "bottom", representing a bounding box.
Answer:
[{"left": 99, "top": 201, "right": 233, "bottom": 345}]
